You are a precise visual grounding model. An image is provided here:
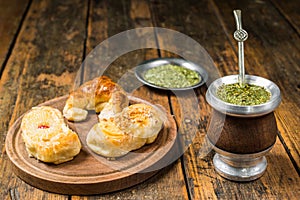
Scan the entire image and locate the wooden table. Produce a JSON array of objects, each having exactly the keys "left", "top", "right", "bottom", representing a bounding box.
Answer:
[{"left": 1, "top": 0, "right": 299, "bottom": 199}]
